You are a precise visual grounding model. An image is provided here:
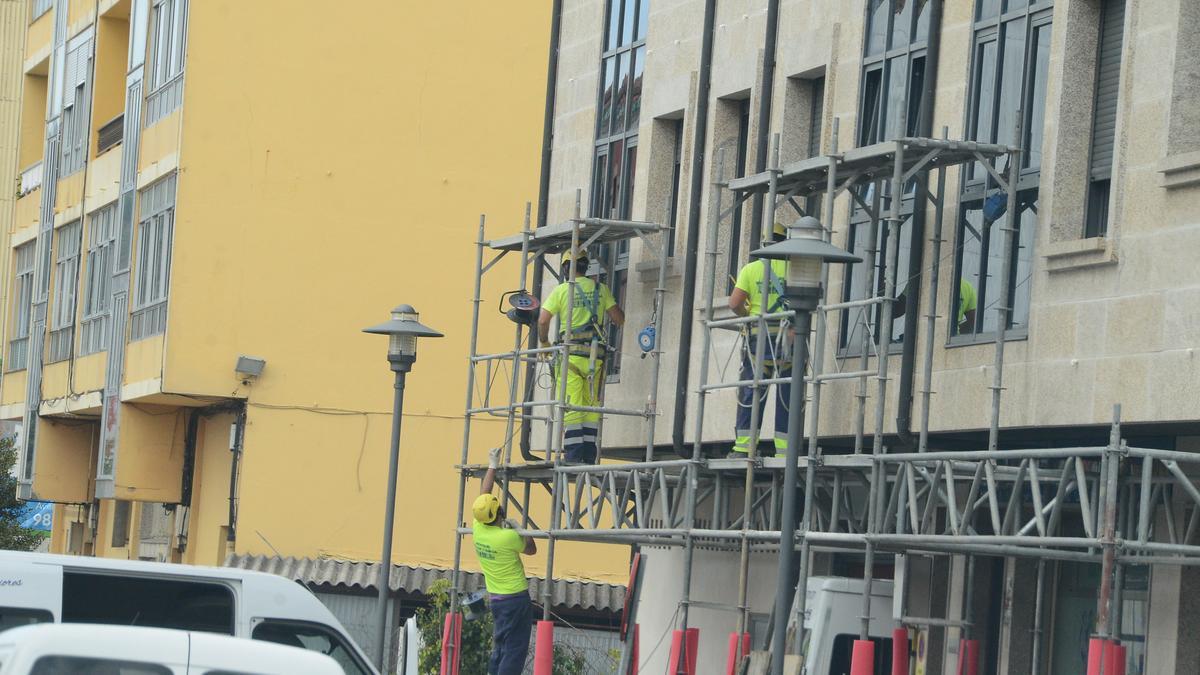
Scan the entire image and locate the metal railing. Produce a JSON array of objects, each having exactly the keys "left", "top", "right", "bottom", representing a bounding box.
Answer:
[{"left": 18, "top": 162, "right": 43, "bottom": 197}]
